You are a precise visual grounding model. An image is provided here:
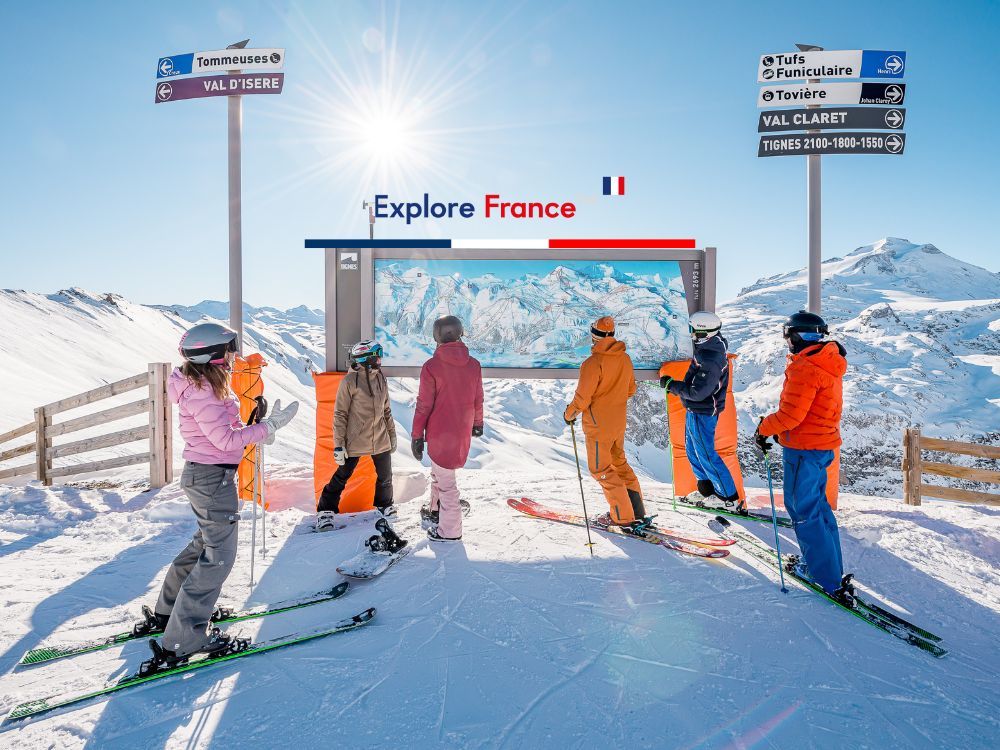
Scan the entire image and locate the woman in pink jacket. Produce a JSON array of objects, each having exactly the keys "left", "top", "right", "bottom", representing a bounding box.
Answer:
[
  {"left": 134, "top": 323, "right": 298, "bottom": 670},
  {"left": 411, "top": 316, "right": 484, "bottom": 542}
]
